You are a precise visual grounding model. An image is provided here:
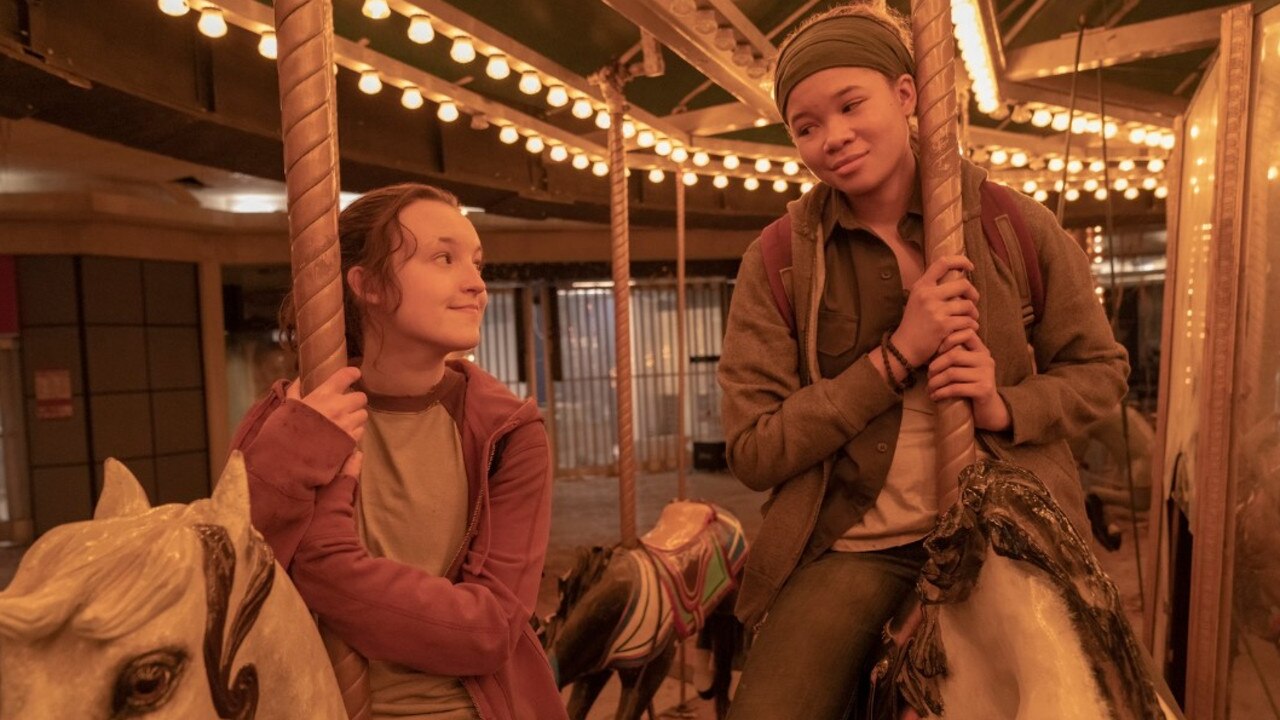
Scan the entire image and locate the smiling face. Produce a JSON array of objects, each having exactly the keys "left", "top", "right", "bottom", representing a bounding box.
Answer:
[
  {"left": 786, "top": 66, "right": 917, "bottom": 203},
  {"left": 353, "top": 199, "right": 488, "bottom": 357}
]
